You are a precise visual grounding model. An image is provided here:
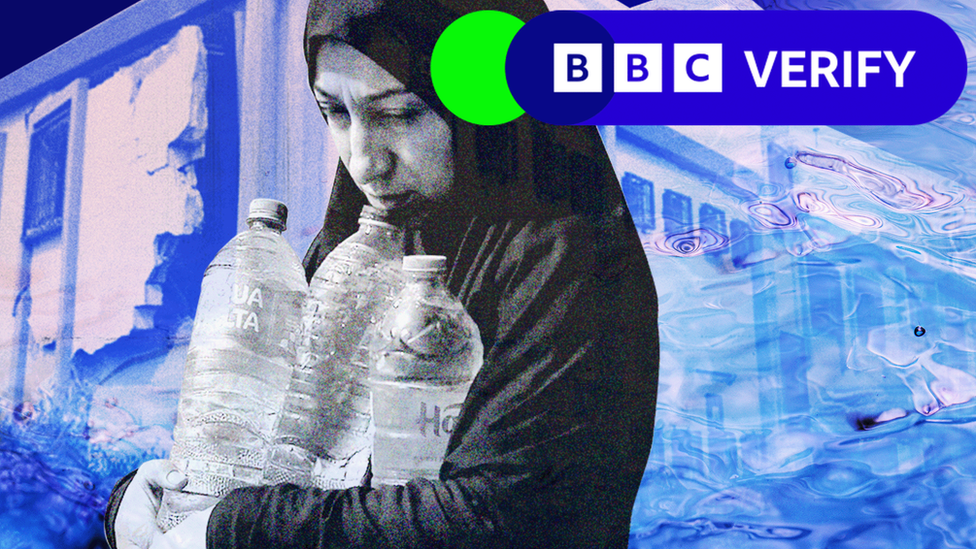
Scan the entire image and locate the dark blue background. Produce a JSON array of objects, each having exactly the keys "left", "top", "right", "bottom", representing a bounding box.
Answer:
[
  {"left": 507, "top": 10, "right": 616, "bottom": 125},
  {"left": 0, "top": 2, "right": 142, "bottom": 81}
]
